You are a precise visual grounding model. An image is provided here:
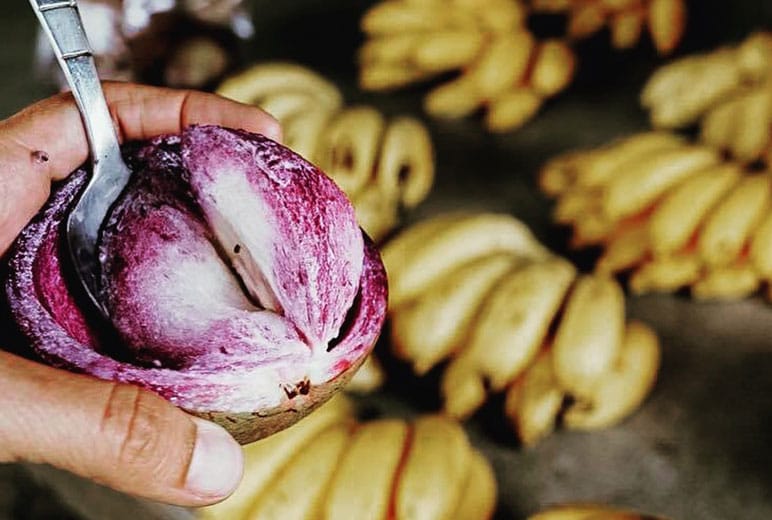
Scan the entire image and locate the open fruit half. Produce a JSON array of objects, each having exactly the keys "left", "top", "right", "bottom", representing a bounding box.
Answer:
[{"left": 5, "top": 125, "right": 387, "bottom": 444}]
